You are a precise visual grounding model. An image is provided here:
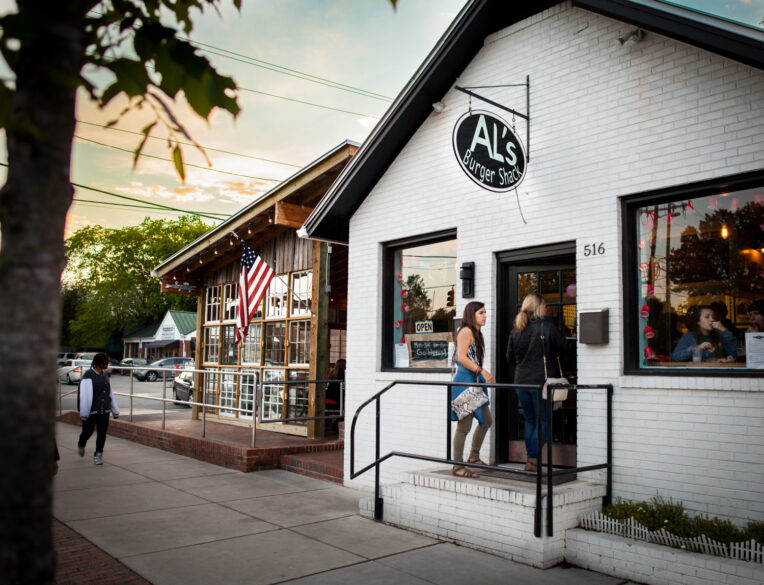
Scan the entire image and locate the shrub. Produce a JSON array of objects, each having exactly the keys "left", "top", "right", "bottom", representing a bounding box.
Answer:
[{"left": 603, "top": 496, "right": 761, "bottom": 545}]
